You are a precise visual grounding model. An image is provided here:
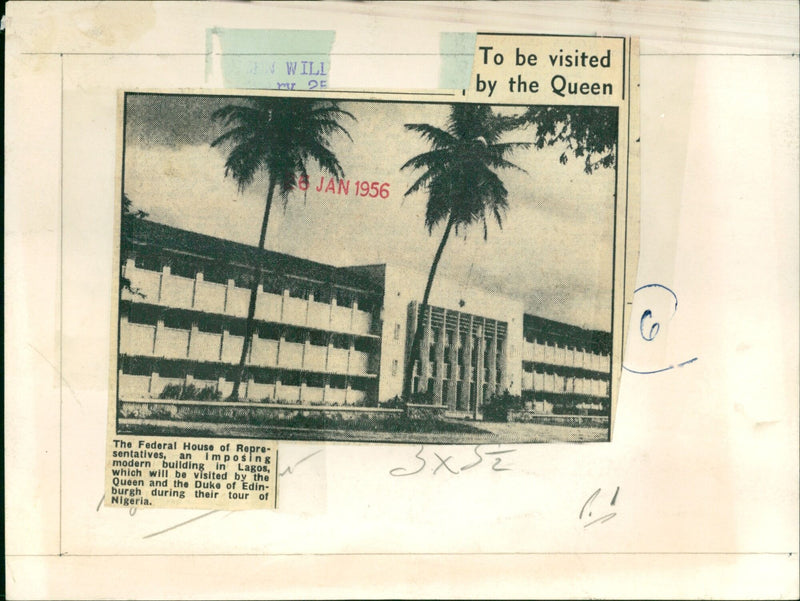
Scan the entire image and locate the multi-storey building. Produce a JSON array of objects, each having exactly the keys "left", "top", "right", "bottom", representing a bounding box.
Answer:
[
  {"left": 117, "top": 219, "right": 611, "bottom": 415},
  {"left": 521, "top": 315, "right": 611, "bottom": 414}
]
